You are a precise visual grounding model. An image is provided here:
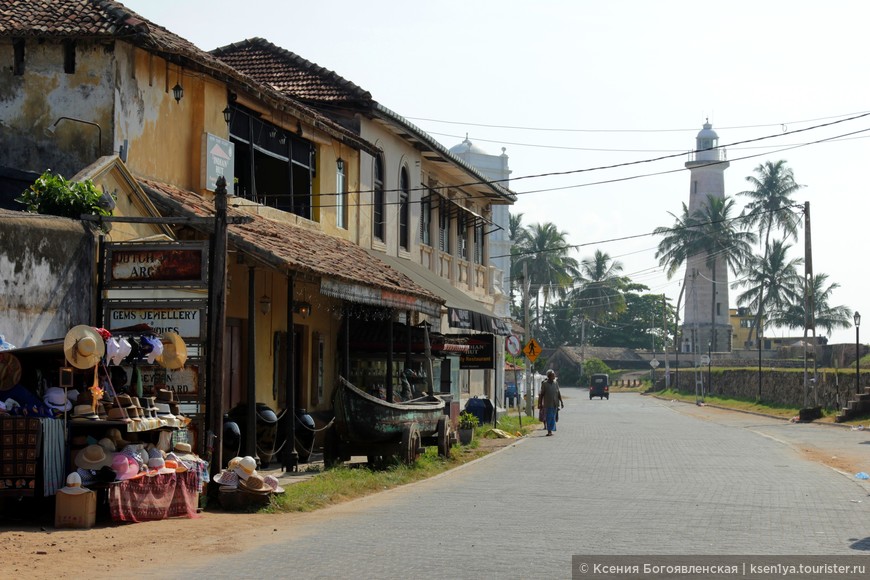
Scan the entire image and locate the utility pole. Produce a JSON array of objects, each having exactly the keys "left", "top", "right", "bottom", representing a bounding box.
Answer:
[
  {"left": 802, "top": 201, "right": 816, "bottom": 408},
  {"left": 663, "top": 294, "right": 670, "bottom": 389},
  {"left": 523, "top": 263, "right": 533, "bottom": 417}
]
